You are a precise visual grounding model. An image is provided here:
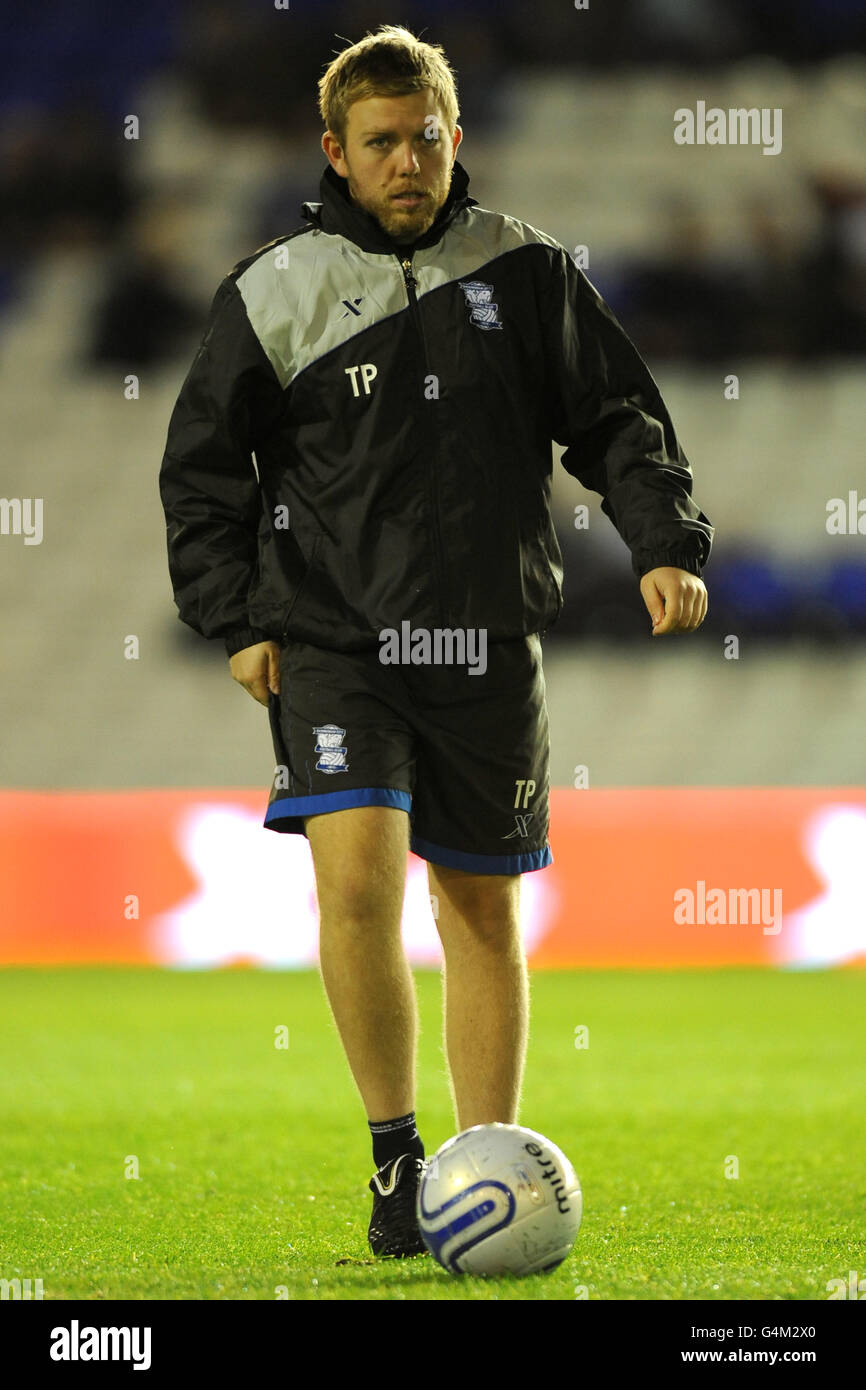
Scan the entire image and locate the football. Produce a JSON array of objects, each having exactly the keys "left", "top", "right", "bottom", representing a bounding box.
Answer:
[{"left": 417, "top": 1122, "right": 582, "bottom": 1275}]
